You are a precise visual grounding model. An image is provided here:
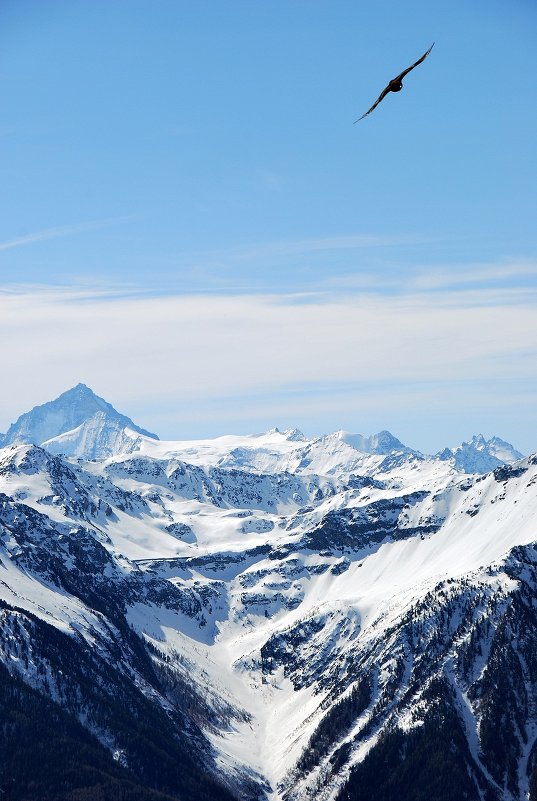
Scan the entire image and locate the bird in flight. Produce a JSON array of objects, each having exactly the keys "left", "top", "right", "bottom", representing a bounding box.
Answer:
[{"left": 355, "top": 42, "right": 434, "bottom": 122}]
